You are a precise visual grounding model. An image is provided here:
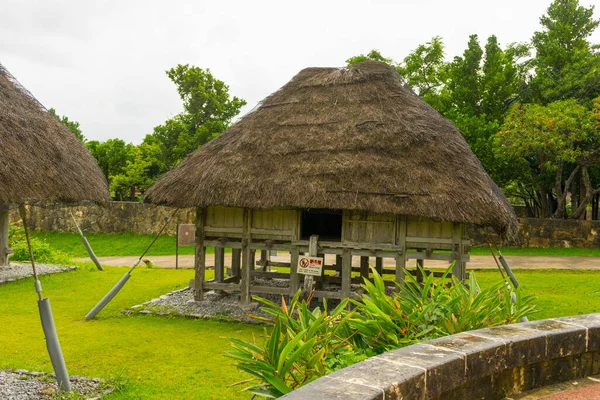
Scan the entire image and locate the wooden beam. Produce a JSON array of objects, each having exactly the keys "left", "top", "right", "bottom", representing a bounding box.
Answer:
[{"left": 194, "top": 207, "right": 207, "bottom": 301}]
